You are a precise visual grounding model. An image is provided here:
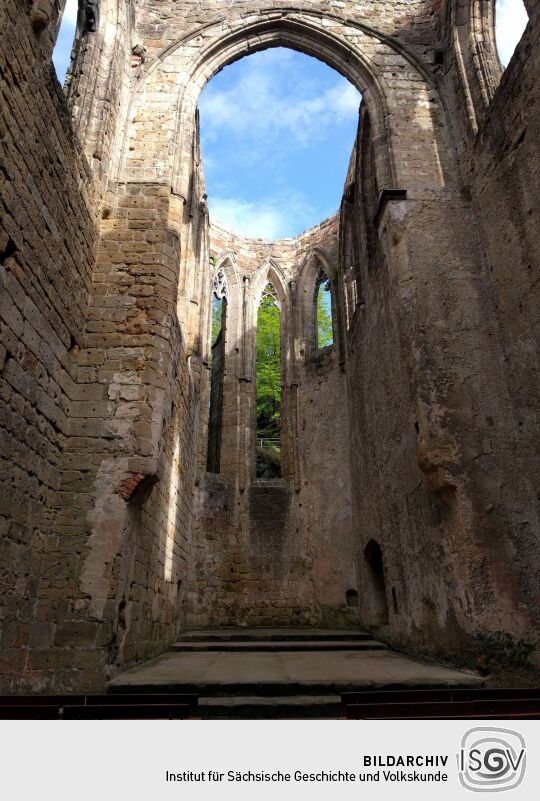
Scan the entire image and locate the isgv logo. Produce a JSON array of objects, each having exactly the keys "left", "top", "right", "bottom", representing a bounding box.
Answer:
[{"left": 457, "top": 727, "right": 526, "bottom": 792}]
